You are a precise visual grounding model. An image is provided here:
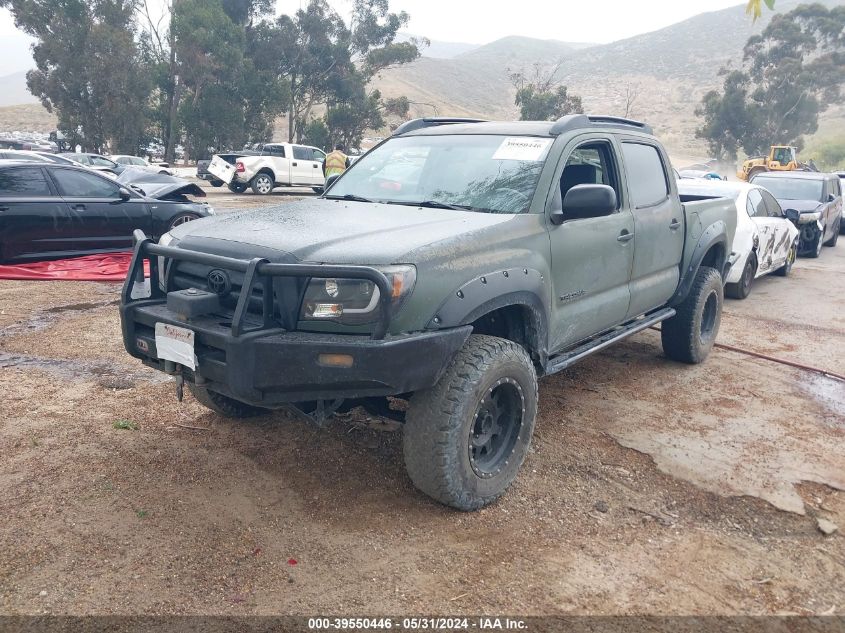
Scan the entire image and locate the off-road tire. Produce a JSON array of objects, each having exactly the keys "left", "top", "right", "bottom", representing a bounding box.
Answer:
[
  {"left": 824, "top": 219, "right": 839, "bottom": 246},
  {"left": 403, "top": 334, "right": 538, "bottom": 511},
  {"left": 251, "top": 172, "right": 275, "bottom": 195},
  {"left": 227, "top": 182, "right": 248, "bottom": 194},
  {"left": 661, "top": 266, "right": 723, "bottom": 364},
  {"left": 725, "top": 254, "right": 755, "bottom": 299},
  {"left": 747, "top": 166, "right": 767, "bottom": 181},
  {"left": 775, "top": 240, "right": 797, "bottom": 277},
  {"left": 188, "top": 384, "right": 268, "bottom": 418},
  {"left": 210, "top": 179, "right": 224, "bottom": 187},
  {"left": 312, "top": 186, "right": 324, "bottom": 194}
]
